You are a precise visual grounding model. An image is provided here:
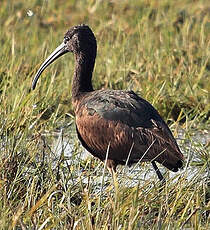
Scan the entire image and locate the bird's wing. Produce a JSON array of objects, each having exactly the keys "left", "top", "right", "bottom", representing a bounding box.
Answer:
[
  {"left": 79, "top": 90, "right": 160, "bottom": 127},
  {"left": 76, "top": 90, "right": 184, "bottom": 170}
]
